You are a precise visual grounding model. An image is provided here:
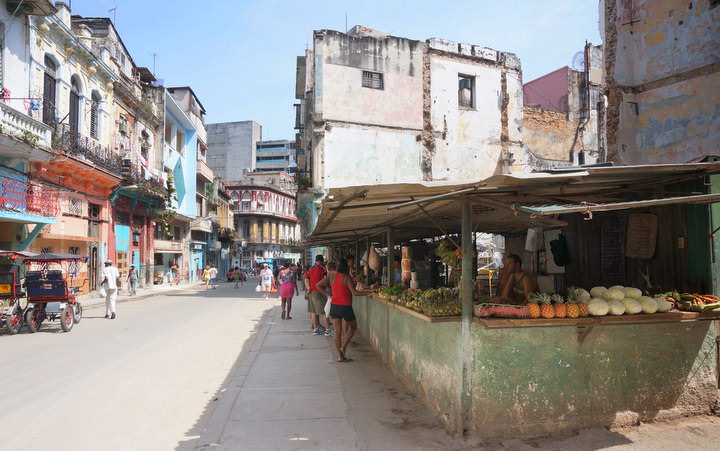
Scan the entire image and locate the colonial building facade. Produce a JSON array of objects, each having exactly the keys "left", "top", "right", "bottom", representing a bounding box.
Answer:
[{"left": 228, "top": 174, "right": 300, "bottom": 268}]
